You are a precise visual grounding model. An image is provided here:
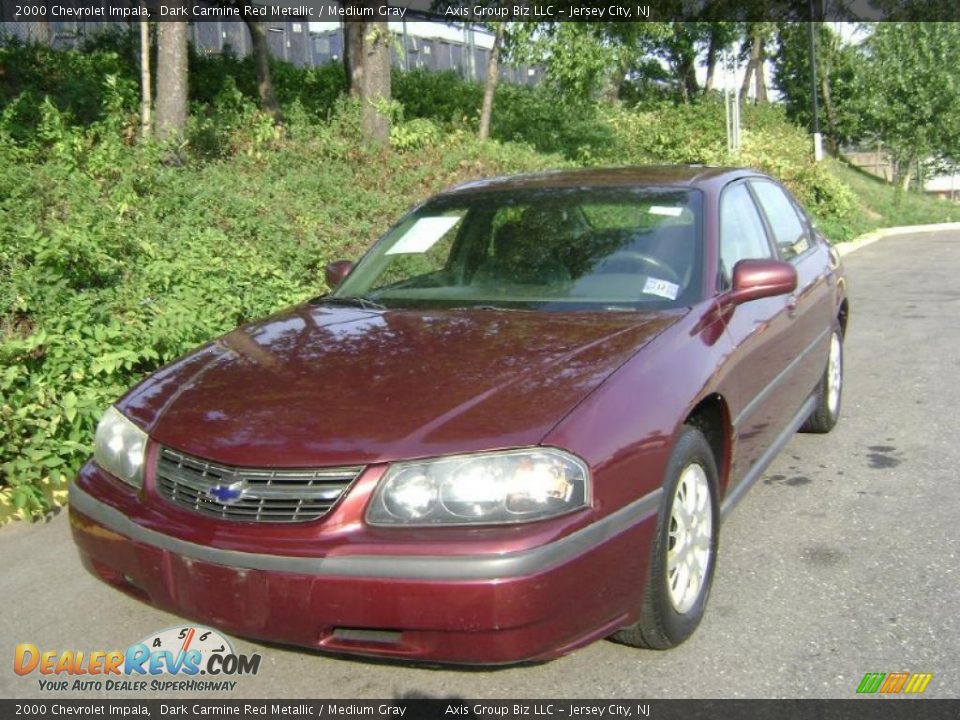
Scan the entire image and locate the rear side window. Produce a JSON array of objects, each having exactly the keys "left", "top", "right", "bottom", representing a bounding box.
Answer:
[
  {"left": 749, "top": 181, "right": 811, "bottom": 260},
  {"left": 719, "top": 183, "right": 773, "bottom": 287}
]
